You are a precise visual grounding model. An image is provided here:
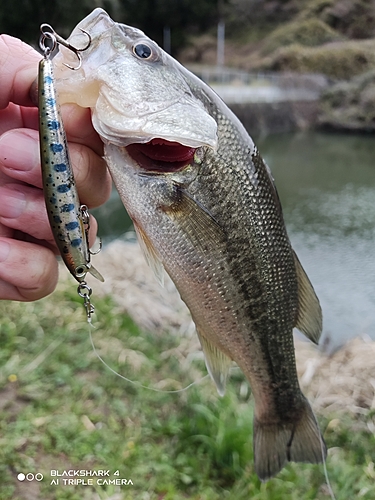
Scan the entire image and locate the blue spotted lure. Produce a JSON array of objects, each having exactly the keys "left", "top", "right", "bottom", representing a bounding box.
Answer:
[{"left": 38, "top": 24, "right": 103, "bottom": 320}]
